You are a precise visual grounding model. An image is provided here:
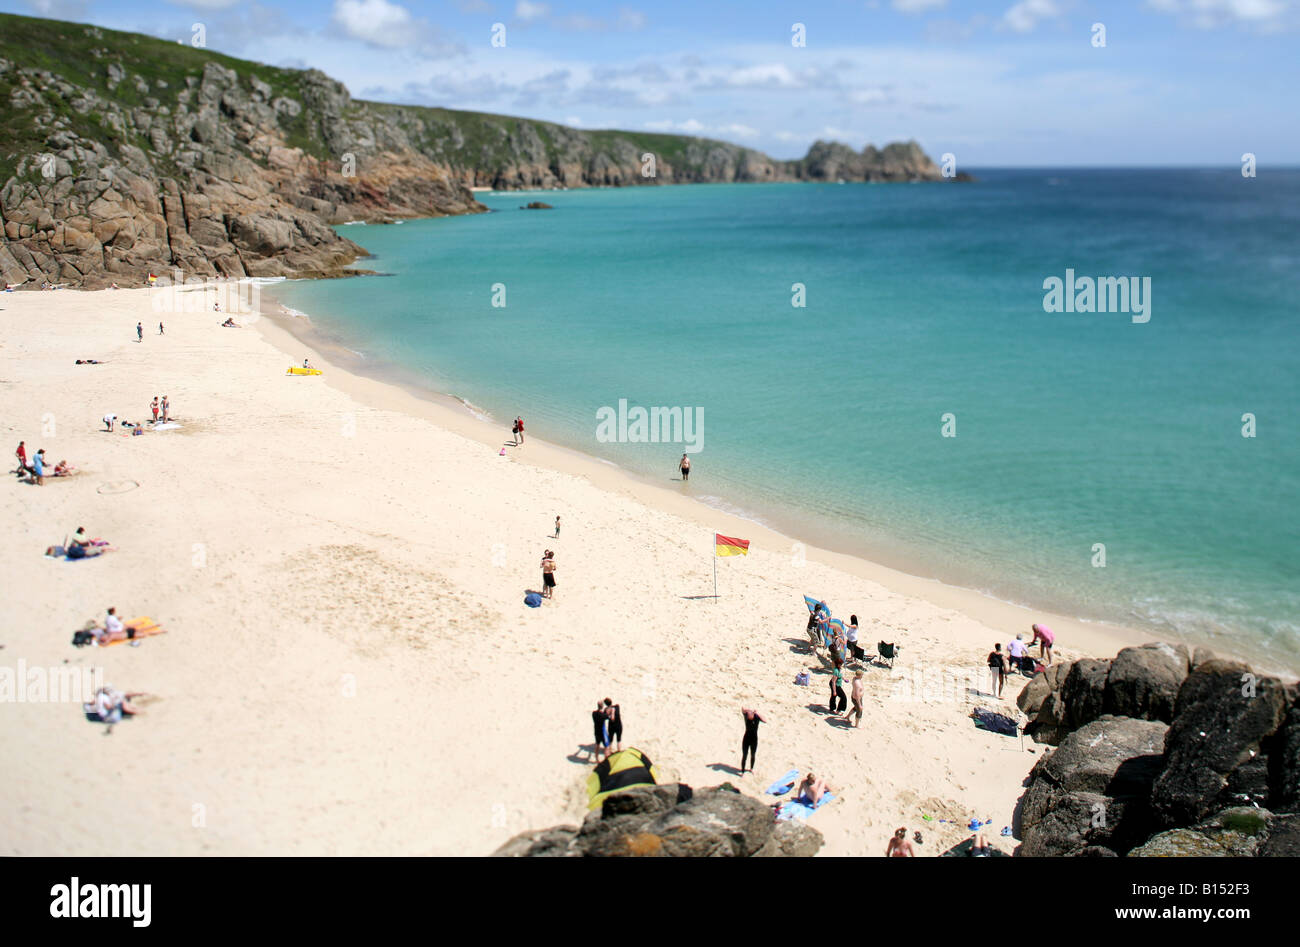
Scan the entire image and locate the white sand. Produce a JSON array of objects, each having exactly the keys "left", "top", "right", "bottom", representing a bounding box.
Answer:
[{"left": 0, "top": 286, "right": 1183, "bottom": 856}]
